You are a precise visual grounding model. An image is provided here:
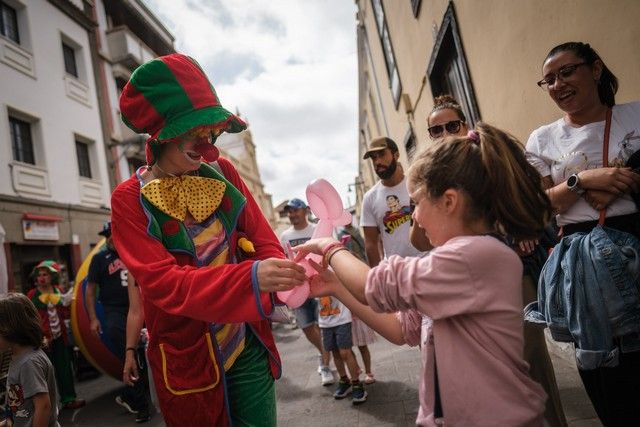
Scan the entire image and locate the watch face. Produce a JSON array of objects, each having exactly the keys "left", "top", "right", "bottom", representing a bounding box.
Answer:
[{"left": 567, "top": 174, "right": 578, "bottom": 188}]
